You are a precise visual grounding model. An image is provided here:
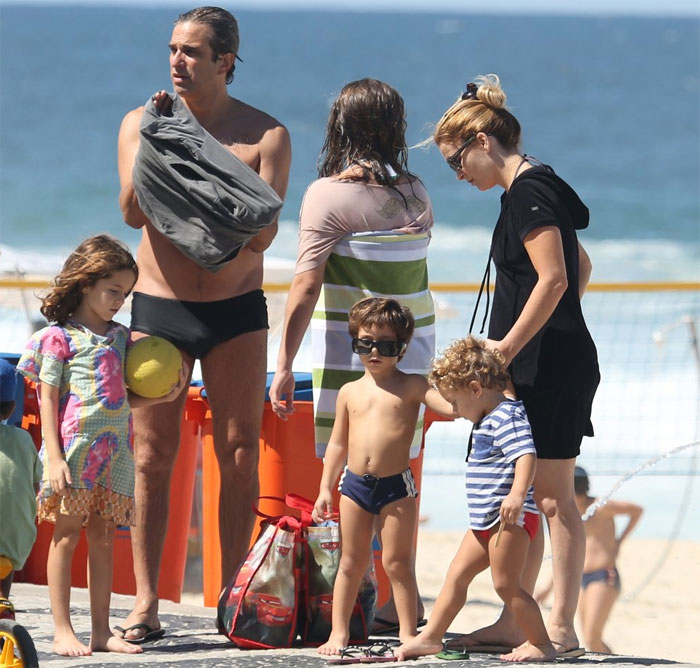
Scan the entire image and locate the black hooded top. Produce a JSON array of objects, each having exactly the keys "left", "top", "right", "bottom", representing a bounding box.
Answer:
[{"left": 487, "top": 163, "right": 599, "bottom": 390}]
